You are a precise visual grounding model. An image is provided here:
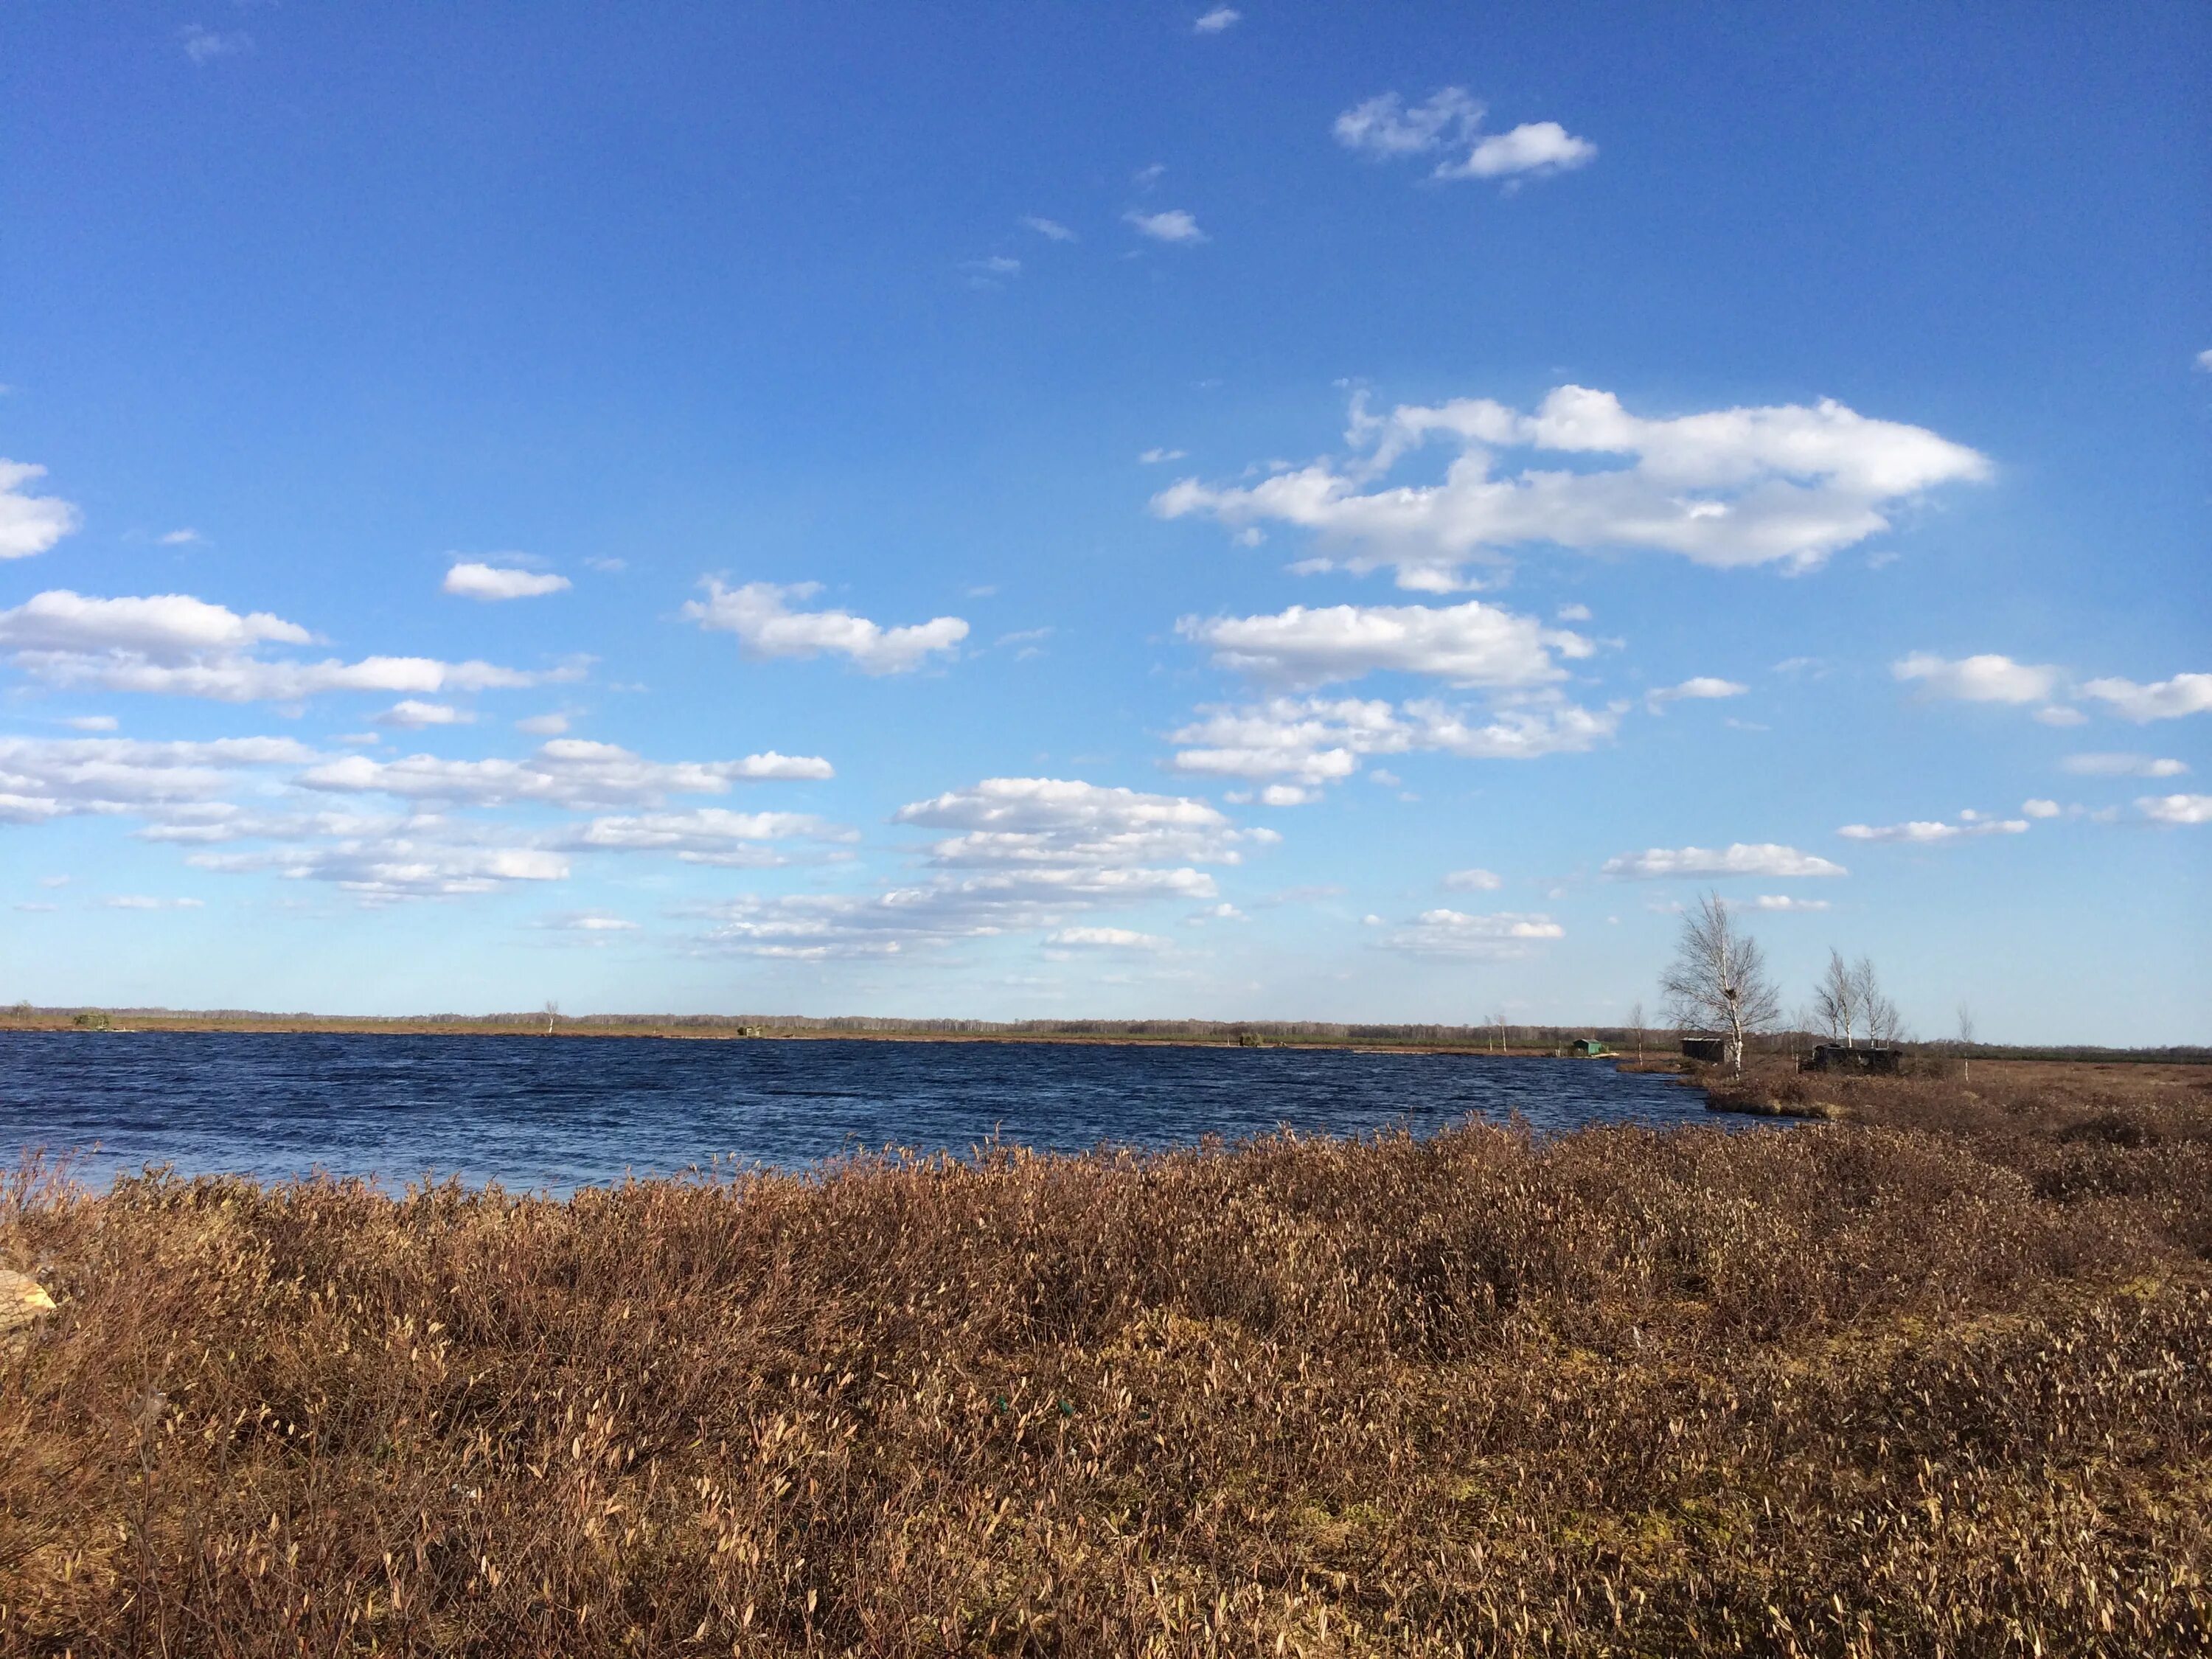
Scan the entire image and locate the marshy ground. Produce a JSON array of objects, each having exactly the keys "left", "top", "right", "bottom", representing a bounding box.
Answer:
[{"left": 2, "top": 1060, "right": 2208, "bottom": 1655}]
